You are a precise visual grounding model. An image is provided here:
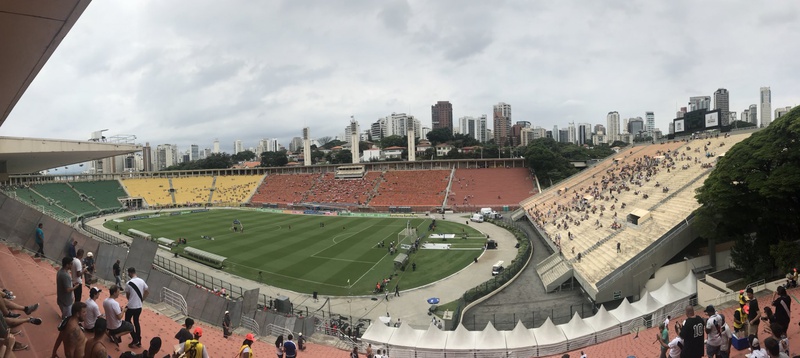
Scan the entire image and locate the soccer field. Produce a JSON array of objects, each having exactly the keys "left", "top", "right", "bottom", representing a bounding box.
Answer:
[{"left": 105, "top": 209, "right": 486, "bottom": 295}]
